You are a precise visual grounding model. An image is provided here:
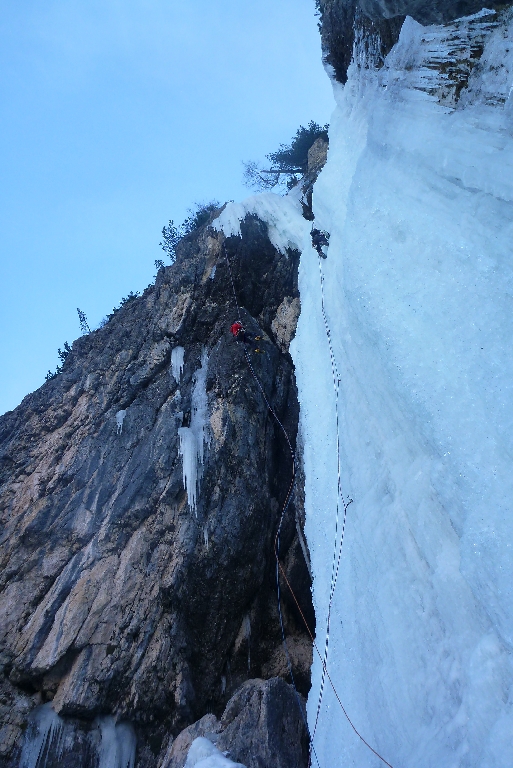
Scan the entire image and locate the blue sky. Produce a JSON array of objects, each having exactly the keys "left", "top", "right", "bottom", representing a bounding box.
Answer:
[{"left": 0, "top": 0, "right": 334, "bottom": 415}]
